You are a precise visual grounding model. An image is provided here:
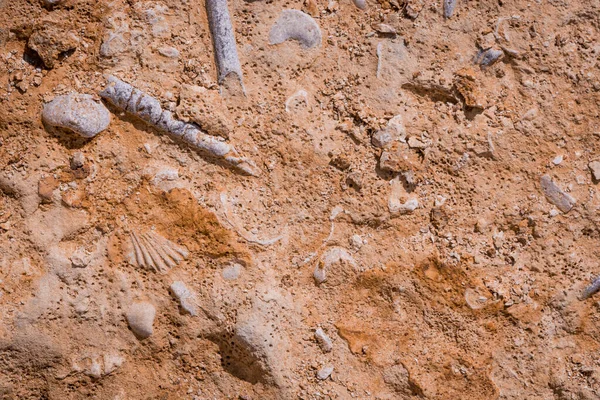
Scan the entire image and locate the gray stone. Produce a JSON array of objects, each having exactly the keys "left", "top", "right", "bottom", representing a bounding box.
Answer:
[
  {"left": 477, "top": 48, "right": 504, "bottom": 66},
  {"left": 317, "top": 365, "right": 333, "bottom": 380},
  {"left": 314, "top": 328, "right": 333, "bottom": 353},
  {"left": 540, "top": 175, "right": 576, "bottom": 213},
  {"left": 126, "top": 302, "right": 156, "bottom": 339},
  {"left": 371, "top": 129, "right": 393, "bottom": 148},
  {"left": 42, "top": 94, "right": 110, "bottom": 138},
  {"left": 589, "top": 161, "right": 600, "bottom": 181},
  {"left": 70, "top": 152, "right": 85, "bottom": 169},
  {"left": 170, "top": 281, "right": 197, "bottom": 316}
]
